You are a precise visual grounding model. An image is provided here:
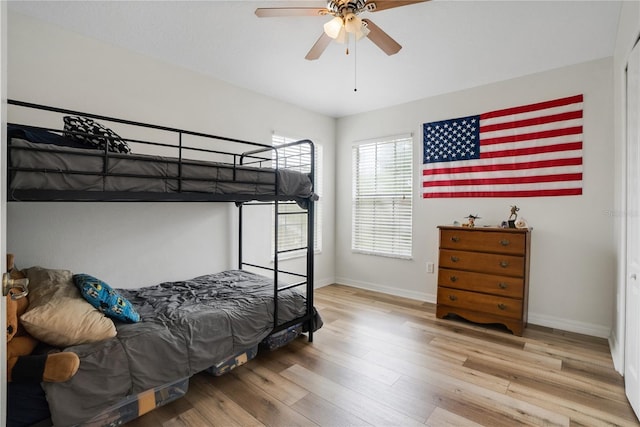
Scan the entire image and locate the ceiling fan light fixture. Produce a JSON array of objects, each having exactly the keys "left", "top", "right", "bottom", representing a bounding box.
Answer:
[
  {"left": 335, "top": 26, "right": 349, "bottom": 43},
  {"left": 343, "top": 12, "right": 369, "bottom": 40},
  {"left": 323, "top": 16, "right": 344, "bottom": 39},
  {"left": 354, "top": 20, "right": 370, "bottom": 40},
  {"left": 343, "top": 13, "right": 360, "bottom": 33}
]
